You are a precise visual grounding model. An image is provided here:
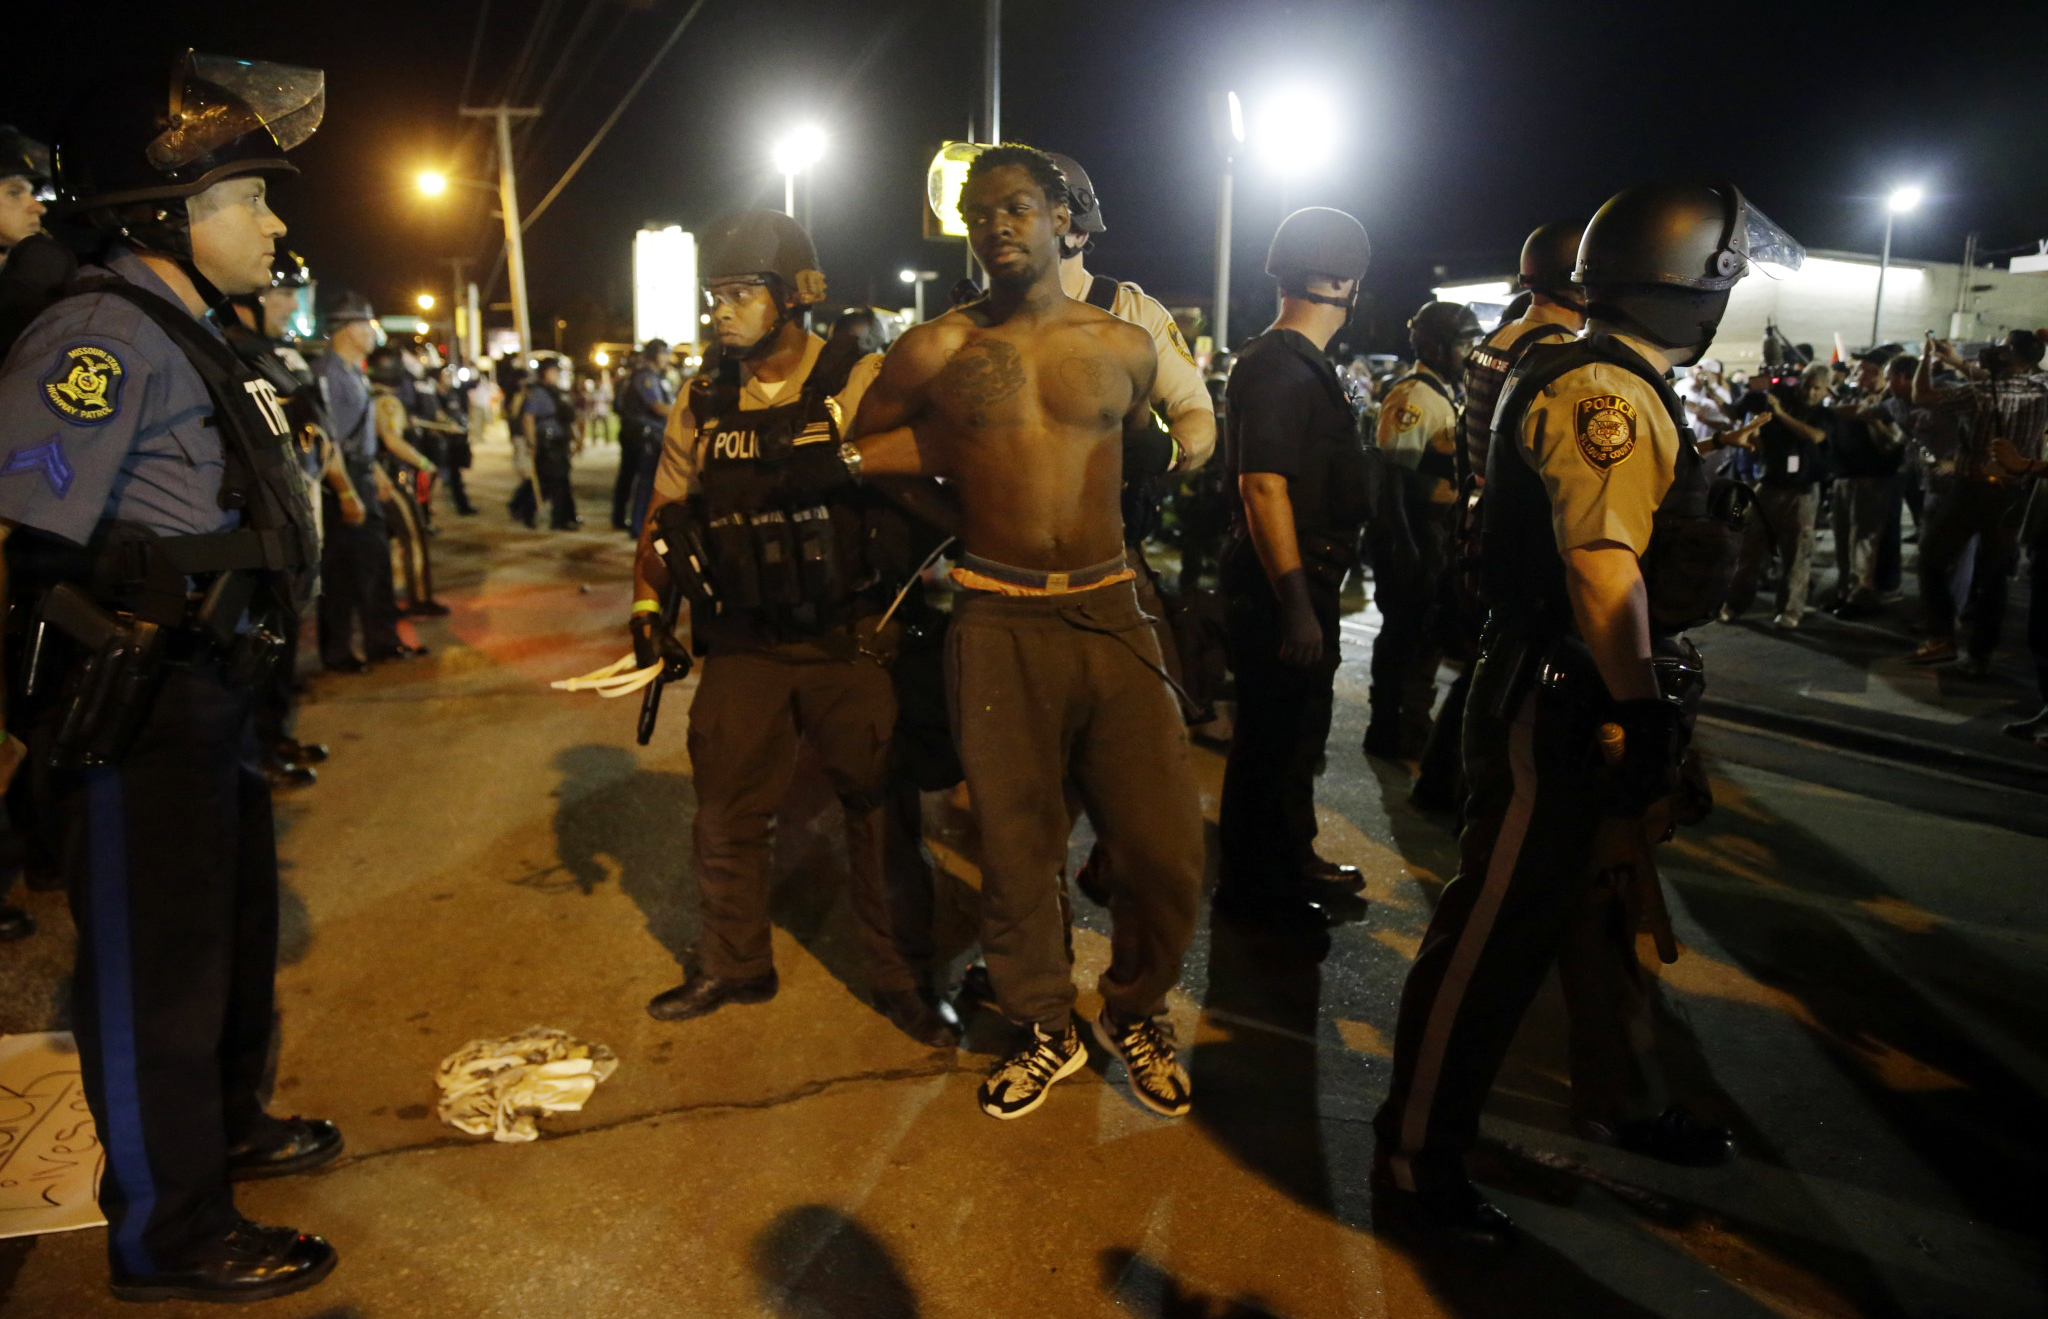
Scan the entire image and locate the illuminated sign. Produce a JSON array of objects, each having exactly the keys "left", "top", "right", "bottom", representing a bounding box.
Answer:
[
  {"left": 925, "top": 142, "right": 988, "bottom": 240},
  {"left": 634, "top": 225, "right": 699, "bottom": 349}
]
